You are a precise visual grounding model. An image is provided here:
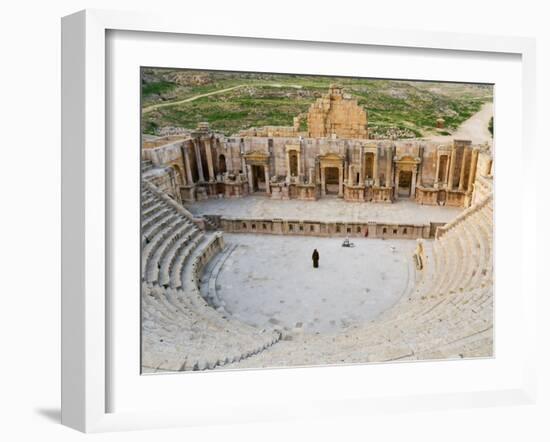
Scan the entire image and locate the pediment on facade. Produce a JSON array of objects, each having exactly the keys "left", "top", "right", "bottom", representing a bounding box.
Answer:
[
  {"left": 395, "top": 155, "right": 421, "bottom": 164},
  {"left": 319, "top": 153, "right": 344, "bottom": 161},
  {"left": 285, "top": 143, "right": 301, "bottom": 152},
  {"left": 243, "top": 150, "right": 270, "bottom": 164}
]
